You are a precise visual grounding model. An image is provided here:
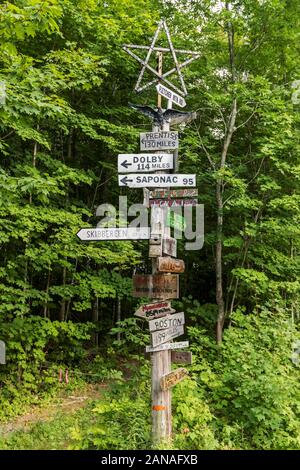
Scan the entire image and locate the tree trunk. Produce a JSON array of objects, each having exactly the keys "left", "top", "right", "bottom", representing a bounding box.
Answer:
[
  {"left": 215, "top": 9, "right": 237, "bottom": 344},
  {"left": 92, "top": 297, "right": 99, "bottom": 347},
  {"left": 216, "top": 181, "right": 225, "bottom": 344},
  {"left": 215, "top": 97, "right": 237, "bottom": 344},
  {"left": 117, "top": 297, "right": 121, "bottom": 342},
  {"left": 59, "top": 265, "right": 66, "bottom": 321}
]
